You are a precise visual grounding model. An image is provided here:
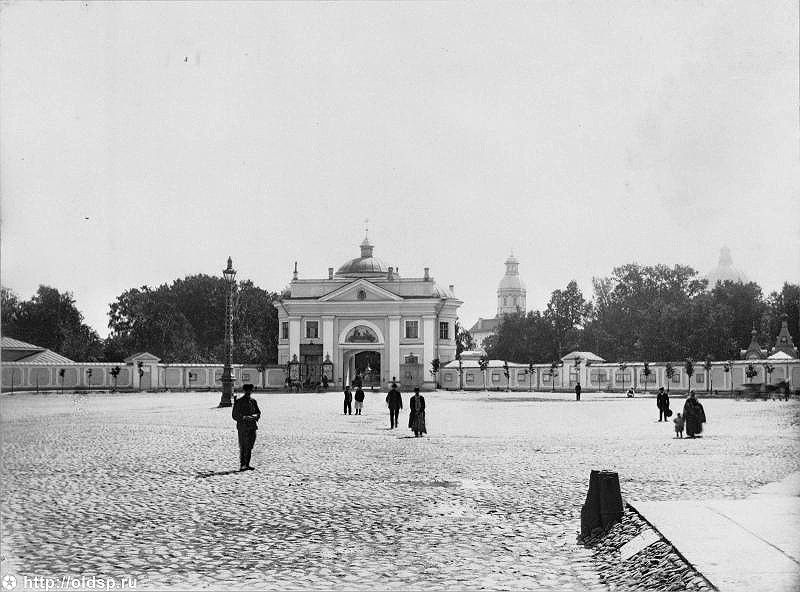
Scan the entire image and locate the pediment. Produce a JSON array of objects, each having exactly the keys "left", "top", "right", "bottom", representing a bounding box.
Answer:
[{"left": 319, "top": 279, "right": 402, "bottom": 302}]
